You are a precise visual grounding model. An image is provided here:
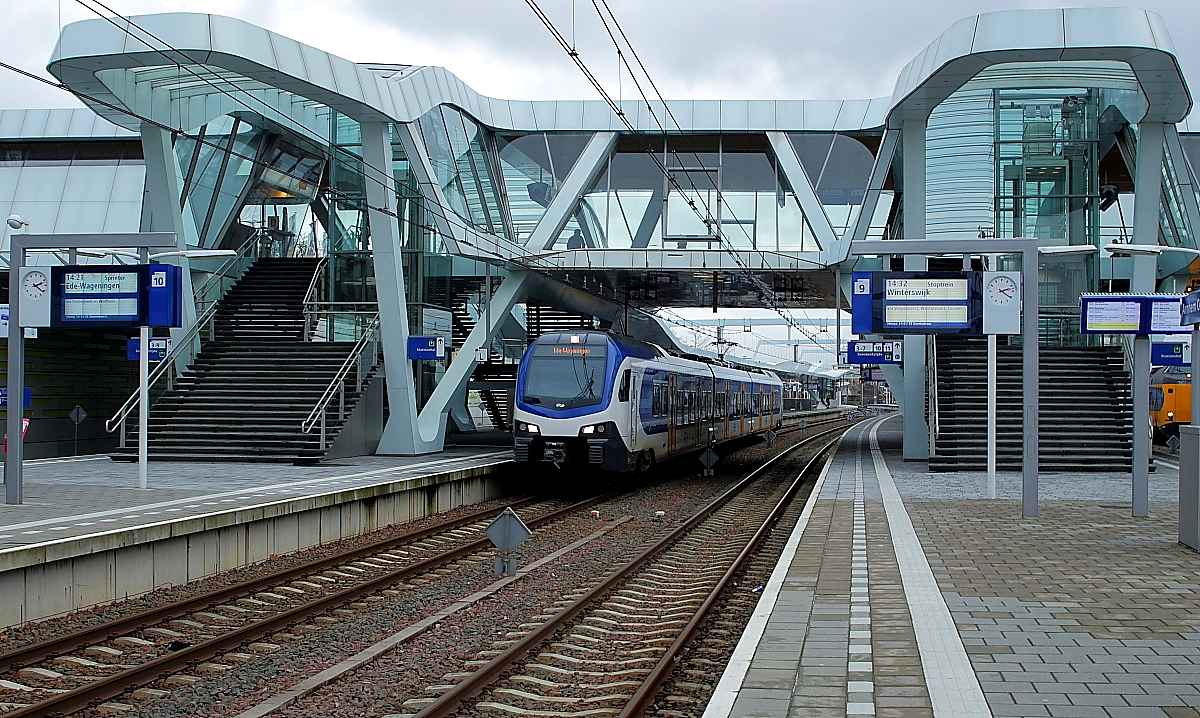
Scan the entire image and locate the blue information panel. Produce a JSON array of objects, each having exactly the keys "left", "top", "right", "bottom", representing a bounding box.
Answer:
[
  {"left": 1152, "top": 343, "right": 1187, "bottom": 366},
  {"left": 846, "top": 341, "right": 902, "bottom": 364},
  {"left": 851, "top": 271, "right": 982, "bottom": 335},
  {"left": 50, "top": 264, "right": 182, "bottom": 329},
  {"left": 407, "top": 336, "right": 446, "bottom": 360},
  {"left": 1080, "top": 294, "right": 1186, "bottom": 335},
  {"left": 0, "top": 387, "right": 32, "bottom": 407},
  {"left": 126, "top": 338, "right": 171, "bottom": 362}
]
